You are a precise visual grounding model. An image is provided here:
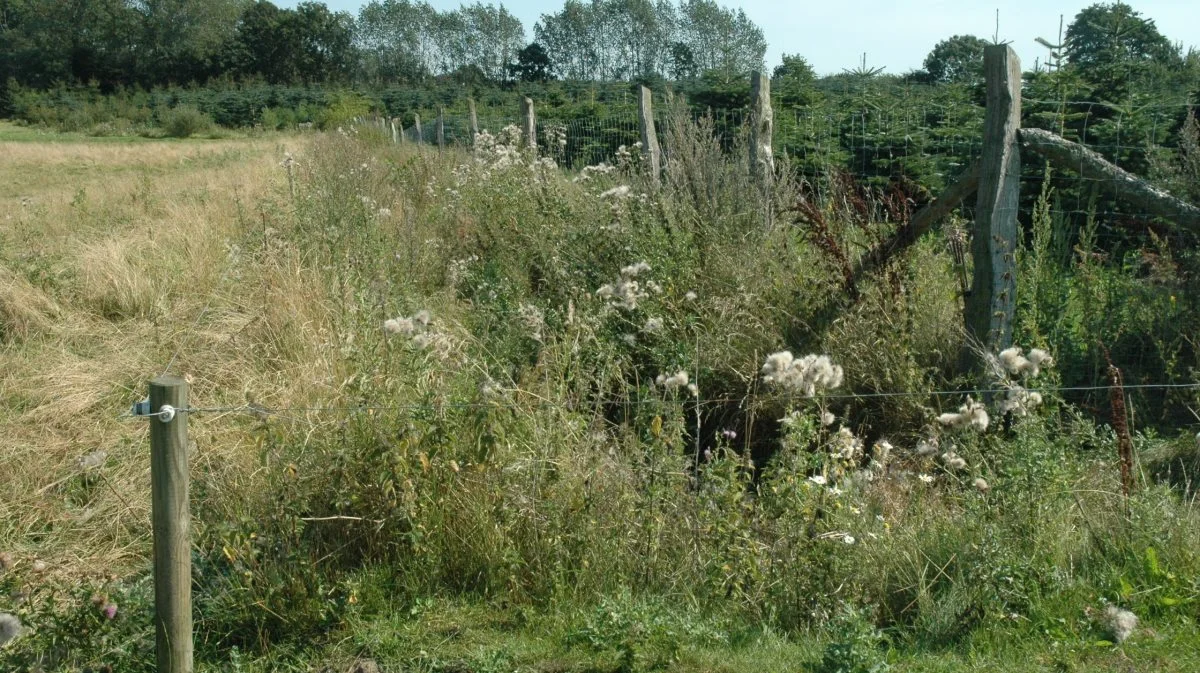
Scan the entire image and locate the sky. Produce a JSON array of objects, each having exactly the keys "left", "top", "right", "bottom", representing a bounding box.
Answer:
[{"left": 296, "top": 0, "right": 1200, "bottom": 76}]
